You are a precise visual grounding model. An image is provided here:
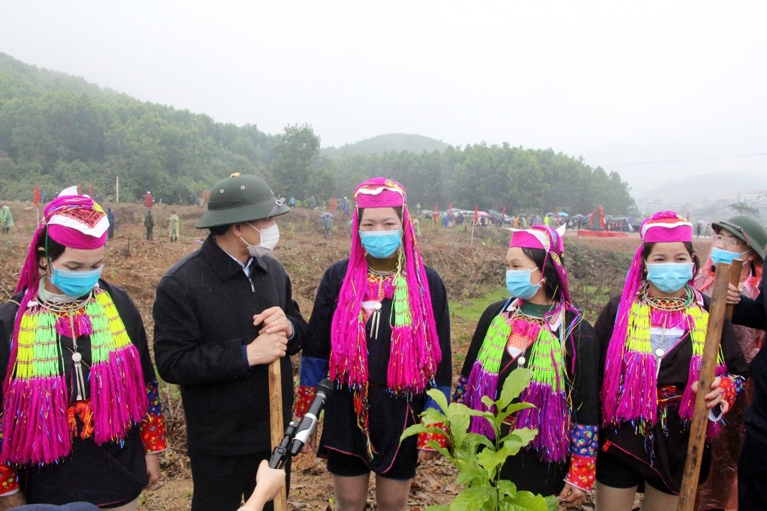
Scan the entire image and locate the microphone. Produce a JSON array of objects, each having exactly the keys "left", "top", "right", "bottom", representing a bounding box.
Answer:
[{"left": 290, "top": 378, "right": 334, "bottom": 456}]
